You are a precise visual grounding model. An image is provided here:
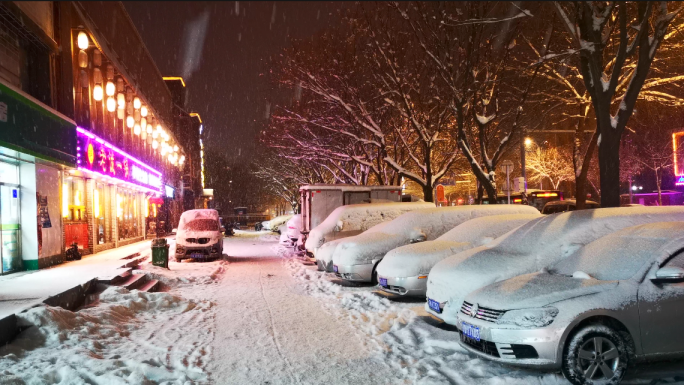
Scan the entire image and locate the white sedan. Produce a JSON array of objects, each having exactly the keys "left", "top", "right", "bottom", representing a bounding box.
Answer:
[{"left": 375, "top": 213, "right": 540, "bottom": 297}]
